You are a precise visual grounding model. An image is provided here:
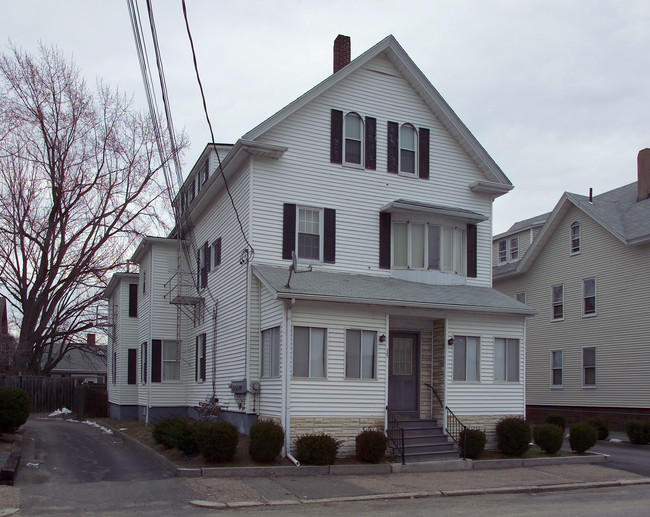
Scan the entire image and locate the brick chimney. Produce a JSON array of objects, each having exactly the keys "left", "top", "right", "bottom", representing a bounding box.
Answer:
[
  {"left": 333, "top": 35, "right": 351, "bottom": 74},
  {"left": 638, "top": 148, "right": 650, "bottom": 201}
]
